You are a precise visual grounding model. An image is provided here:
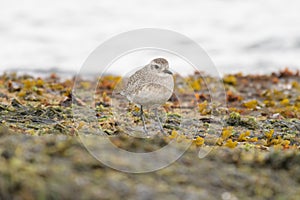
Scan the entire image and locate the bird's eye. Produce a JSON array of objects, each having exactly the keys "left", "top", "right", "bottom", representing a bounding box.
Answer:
[{"left": 154, "top": 65, "right": 159, "bottom": 69}]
